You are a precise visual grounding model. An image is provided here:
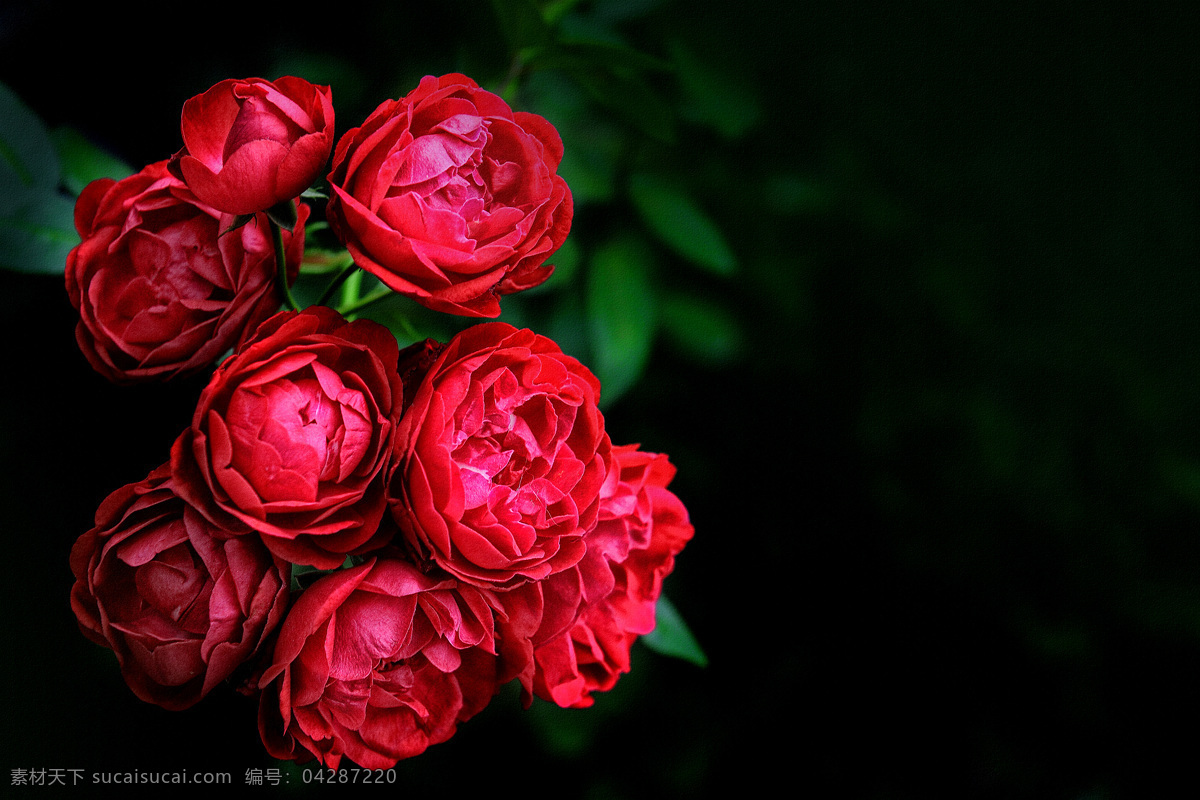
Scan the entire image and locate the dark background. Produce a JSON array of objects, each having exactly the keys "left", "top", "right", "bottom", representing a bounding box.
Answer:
[{"left": 2, "top": 2, "right": 1199, "bottom": 797}]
